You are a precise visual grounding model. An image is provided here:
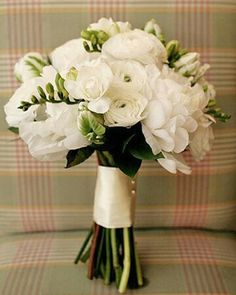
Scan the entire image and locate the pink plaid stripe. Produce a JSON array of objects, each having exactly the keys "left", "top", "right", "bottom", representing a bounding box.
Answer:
[
  {"left": 6, "top": 0, "right": 55, "bottom": 233},
  {"left": 1, "top": 236, "right": 53, "bottom": 295},
  {"left": 89, "top": 0, "right": 127, "bottom": 22},
  {"left": 177, "top": 233, "right": 228, "bottom": 294},
  {"left": 174, "top": 0, "right": 211, "bottom": 228}
]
